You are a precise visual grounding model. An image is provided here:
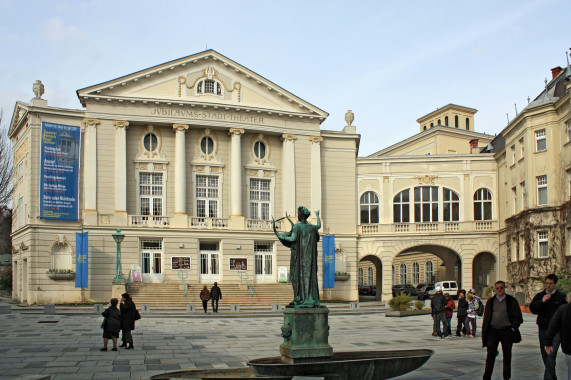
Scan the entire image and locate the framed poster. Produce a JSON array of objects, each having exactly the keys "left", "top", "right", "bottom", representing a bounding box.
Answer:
[
  {"left": 229, "top": 257, "right": 248, "bottom": 271},
  {"left": 171, "top": 256, "right": 191, "bottom": 270}
]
